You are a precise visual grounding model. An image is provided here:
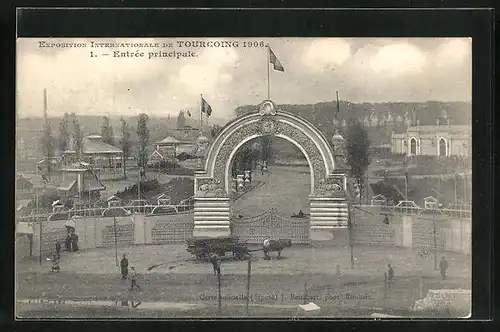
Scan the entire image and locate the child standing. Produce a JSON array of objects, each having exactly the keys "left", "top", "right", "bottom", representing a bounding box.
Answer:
[{"left": 129, "top": 267, "right": 141, "bottom": 291}]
